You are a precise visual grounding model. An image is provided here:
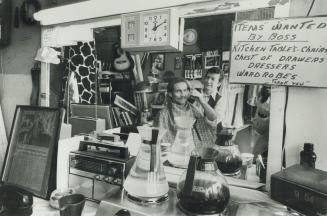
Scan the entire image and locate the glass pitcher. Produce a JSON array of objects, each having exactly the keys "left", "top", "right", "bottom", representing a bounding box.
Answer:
[
  {"left": 123, "top": 126, "right": 169, "bottom": 203},
  {"left": 167, "top": 116, "right": 196, "bottom": 168}
]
